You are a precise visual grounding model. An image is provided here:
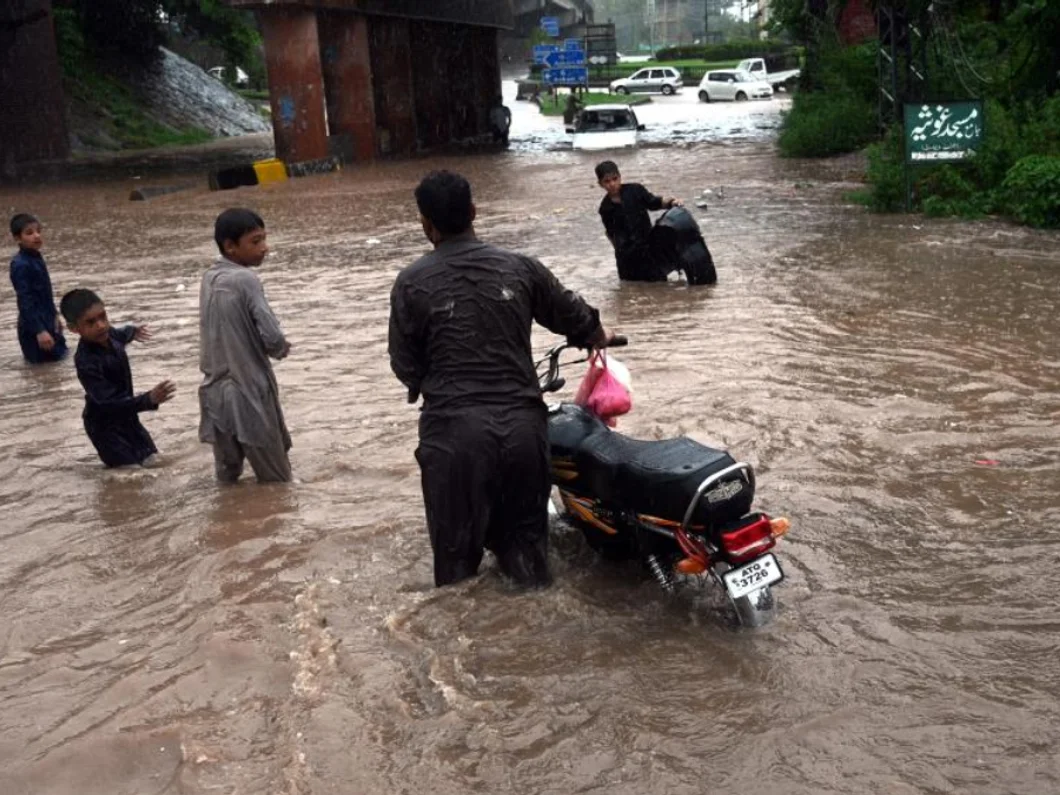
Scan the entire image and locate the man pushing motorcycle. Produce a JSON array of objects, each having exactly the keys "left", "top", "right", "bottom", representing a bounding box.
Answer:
[{"left": 389, "top": 170, "right": 618, "bottom": 588}]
